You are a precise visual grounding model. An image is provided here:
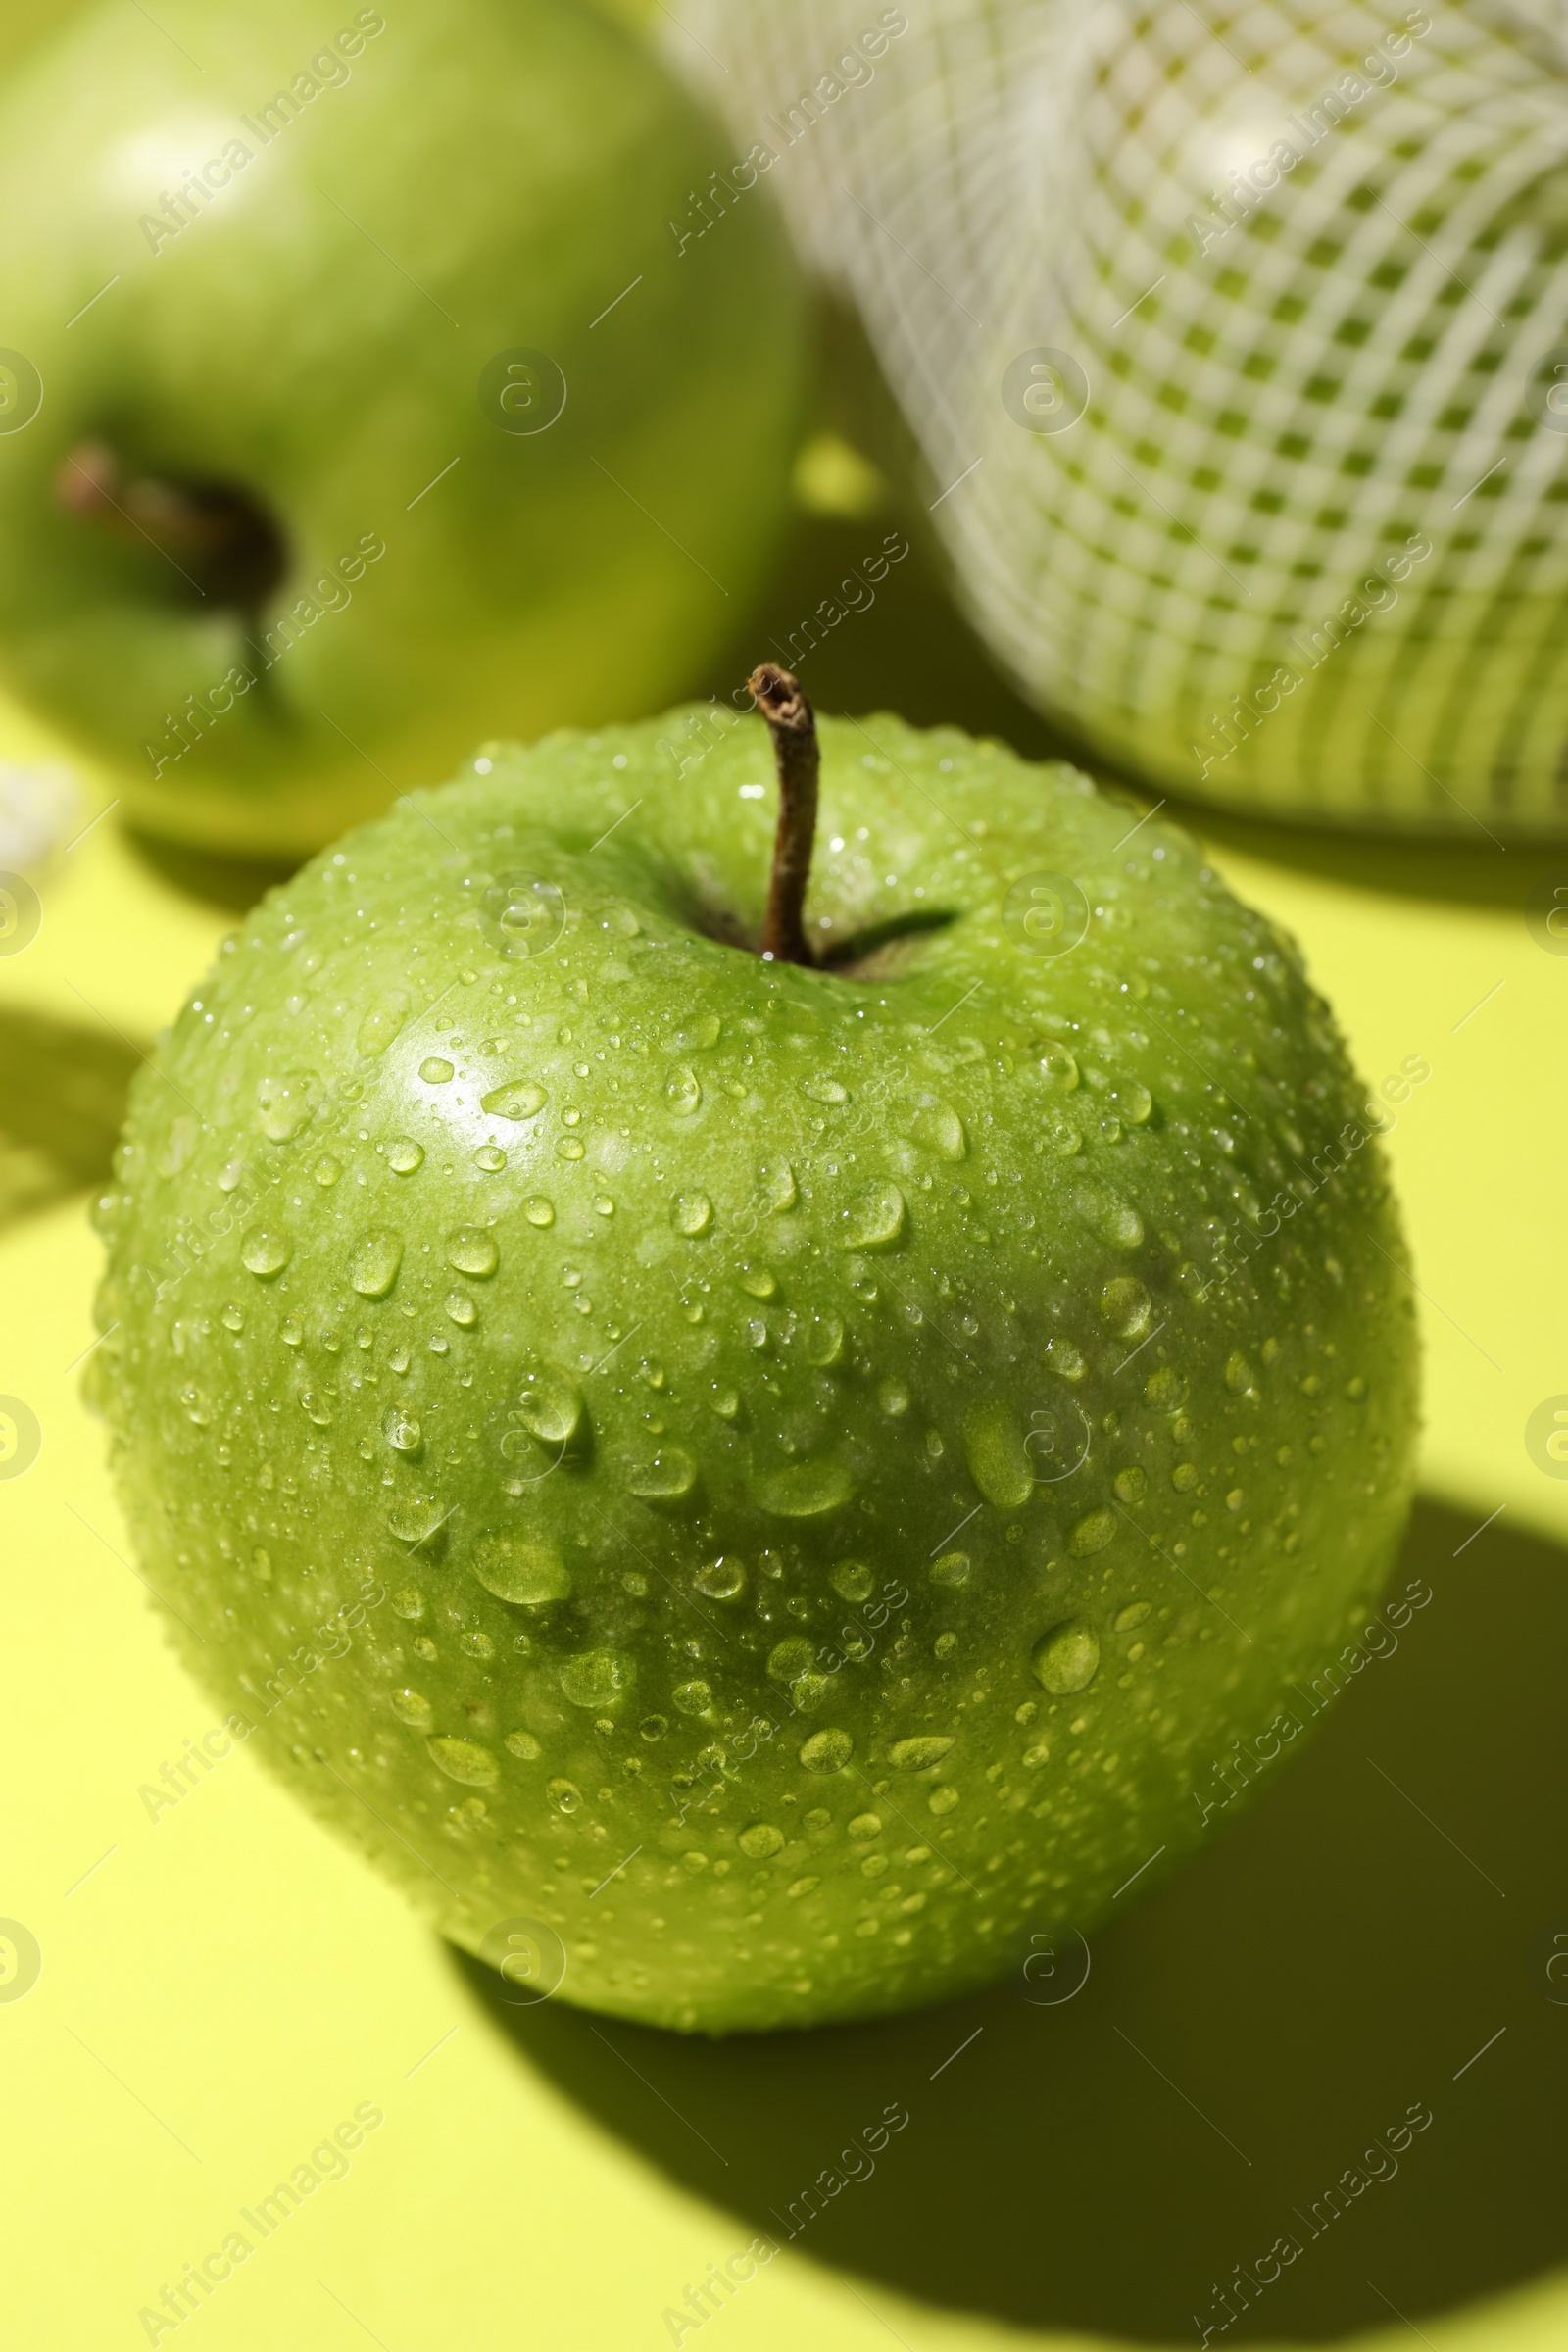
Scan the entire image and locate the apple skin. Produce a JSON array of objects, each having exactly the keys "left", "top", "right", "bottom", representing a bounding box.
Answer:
[
  {"left": 92, "top": 709, "right": 1419, "bottom": 2033},
  {"left": 0, "top": 0, "right": 803, "bottom": 856}
]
